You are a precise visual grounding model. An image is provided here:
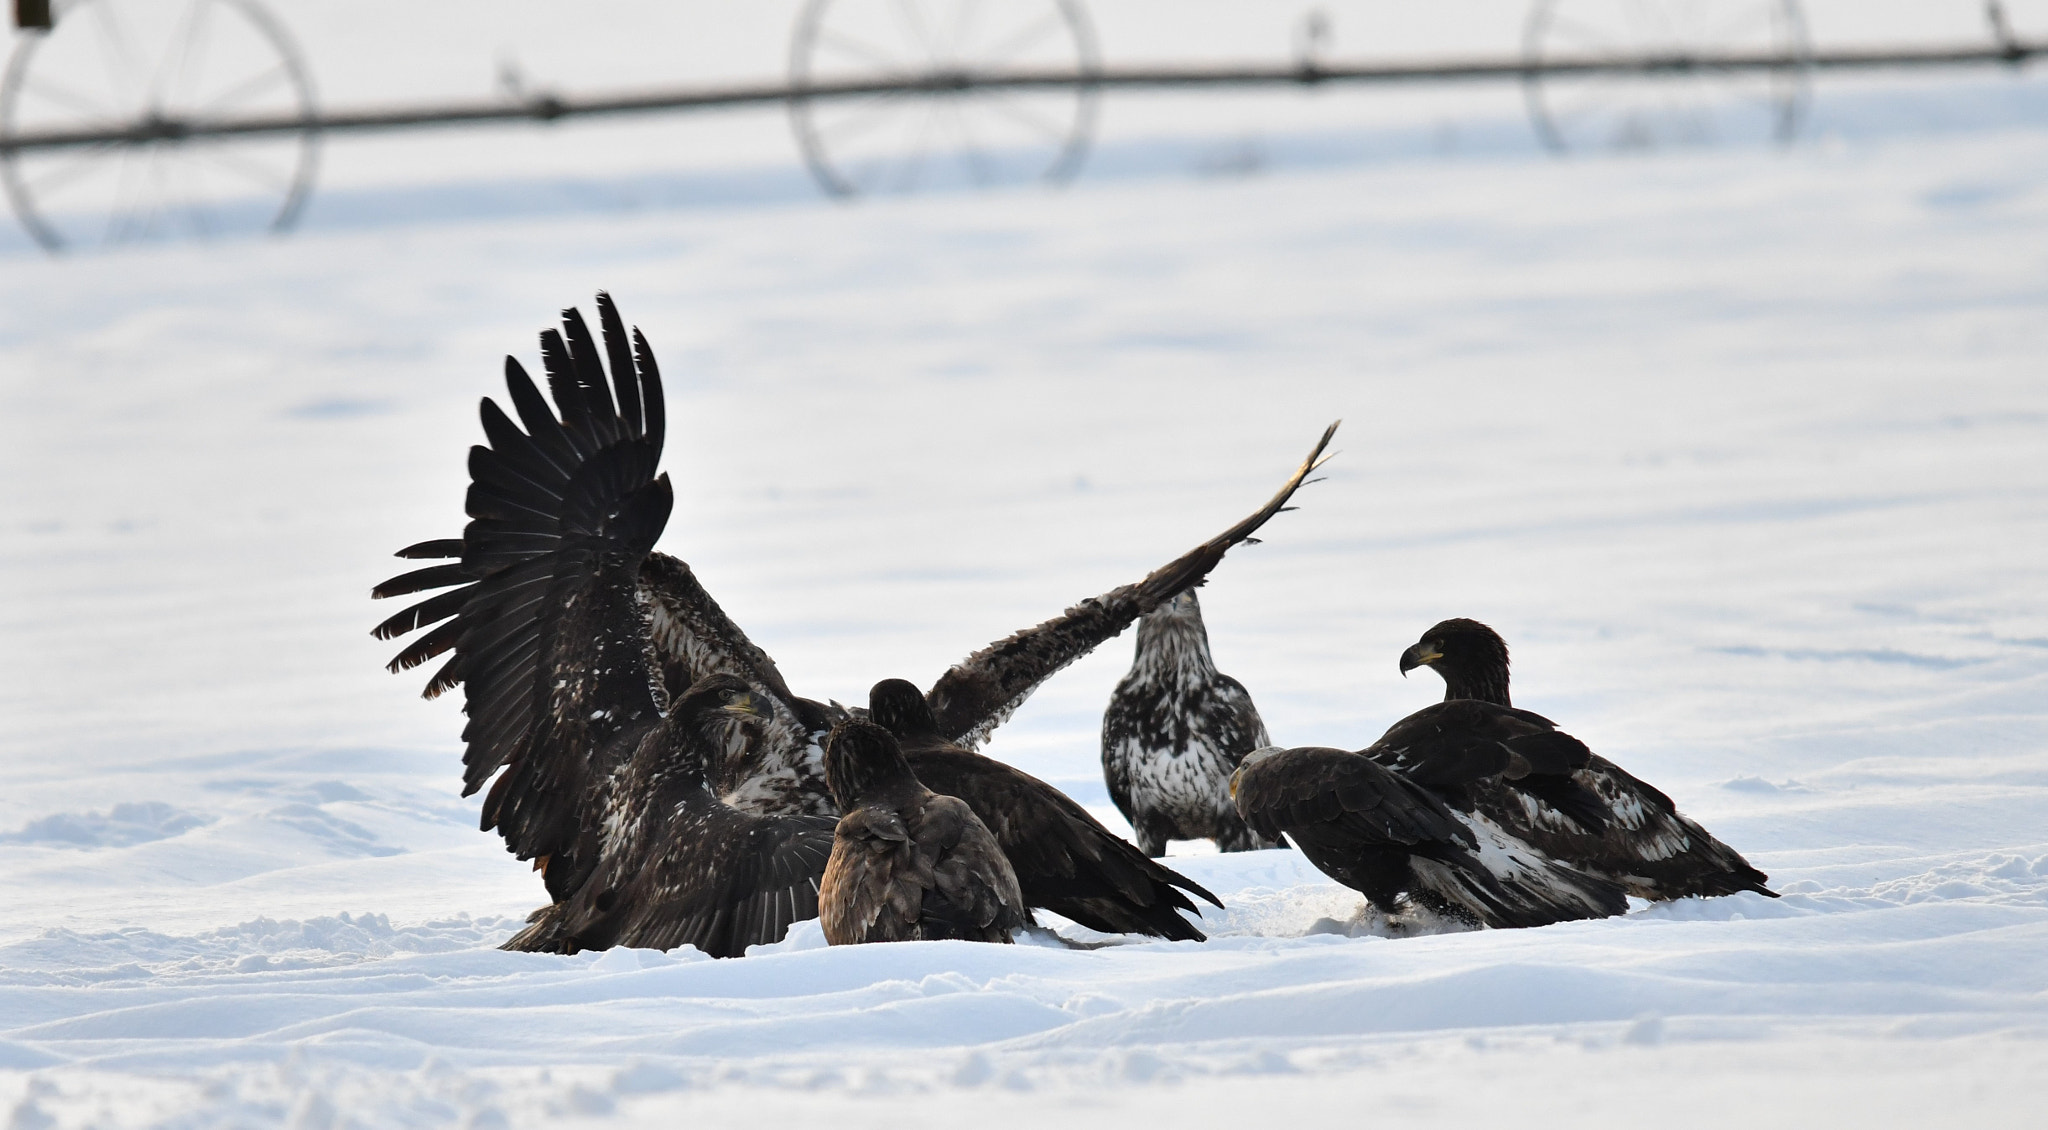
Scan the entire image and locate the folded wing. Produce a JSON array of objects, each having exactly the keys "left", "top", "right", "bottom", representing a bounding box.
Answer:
[
  {"left": 1239, "top": 743, "right": 1628, "bottom": 930},
  {"left": 1378, "top": 702, "right": 1773, "bottom": 901},
  {"left": 910, "top": 746, "right": 1218, "bottom": 940}
]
